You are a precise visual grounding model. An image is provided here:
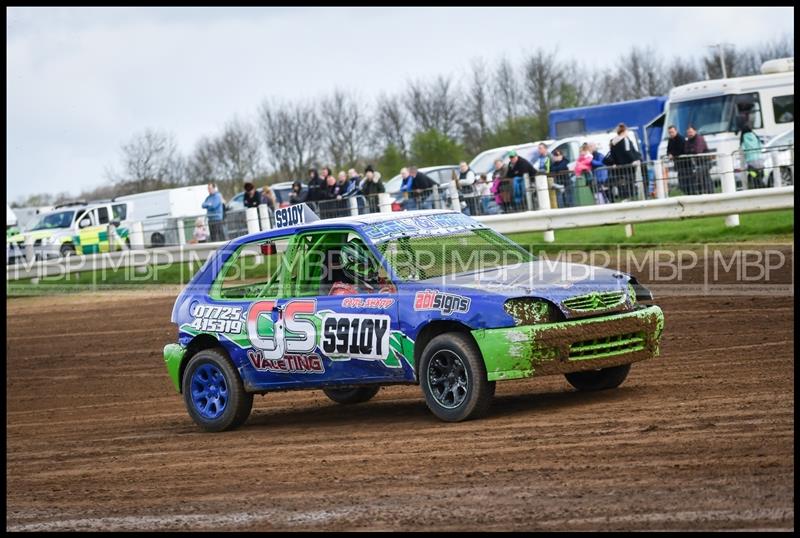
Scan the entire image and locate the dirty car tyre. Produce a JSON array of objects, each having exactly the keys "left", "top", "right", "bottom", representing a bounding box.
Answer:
[
  {"left": 564, "top": 363, "right": 631, "bottom": 391},
  {"left": 420, "top": 333, "right": 494, "bottom": 422},
  {"left": 322, "top": 386, "right": 380, "bottom": 405},
  {"left": 182, "top": 347, "right": 253, "bottom": 432}
]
